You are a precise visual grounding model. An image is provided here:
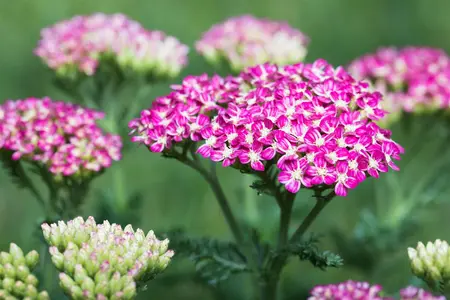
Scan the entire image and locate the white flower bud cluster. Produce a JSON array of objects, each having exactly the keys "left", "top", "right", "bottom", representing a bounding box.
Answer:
[
  {"left": 41, "top": 216, "right": 174, "bottom": 299},
  {"left": 0, "top": 243, "right": 49, "bottom": 299},
  {"left": 408, "top": 240, "right": 450, "bottom": 288}
]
